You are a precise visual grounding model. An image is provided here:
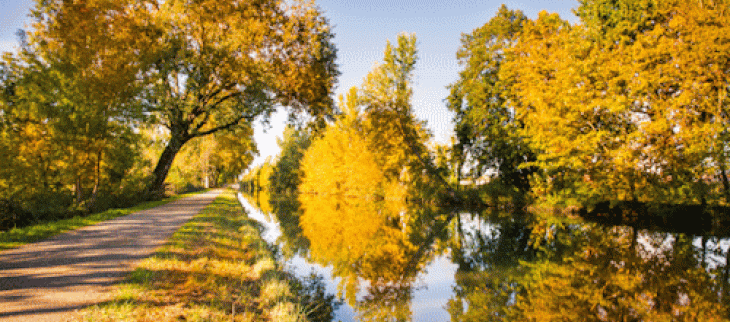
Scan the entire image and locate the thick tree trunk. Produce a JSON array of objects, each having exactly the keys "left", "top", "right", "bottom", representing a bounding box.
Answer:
[{"left": 148, "top": 135, "right": 188, "bottom": 198}]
